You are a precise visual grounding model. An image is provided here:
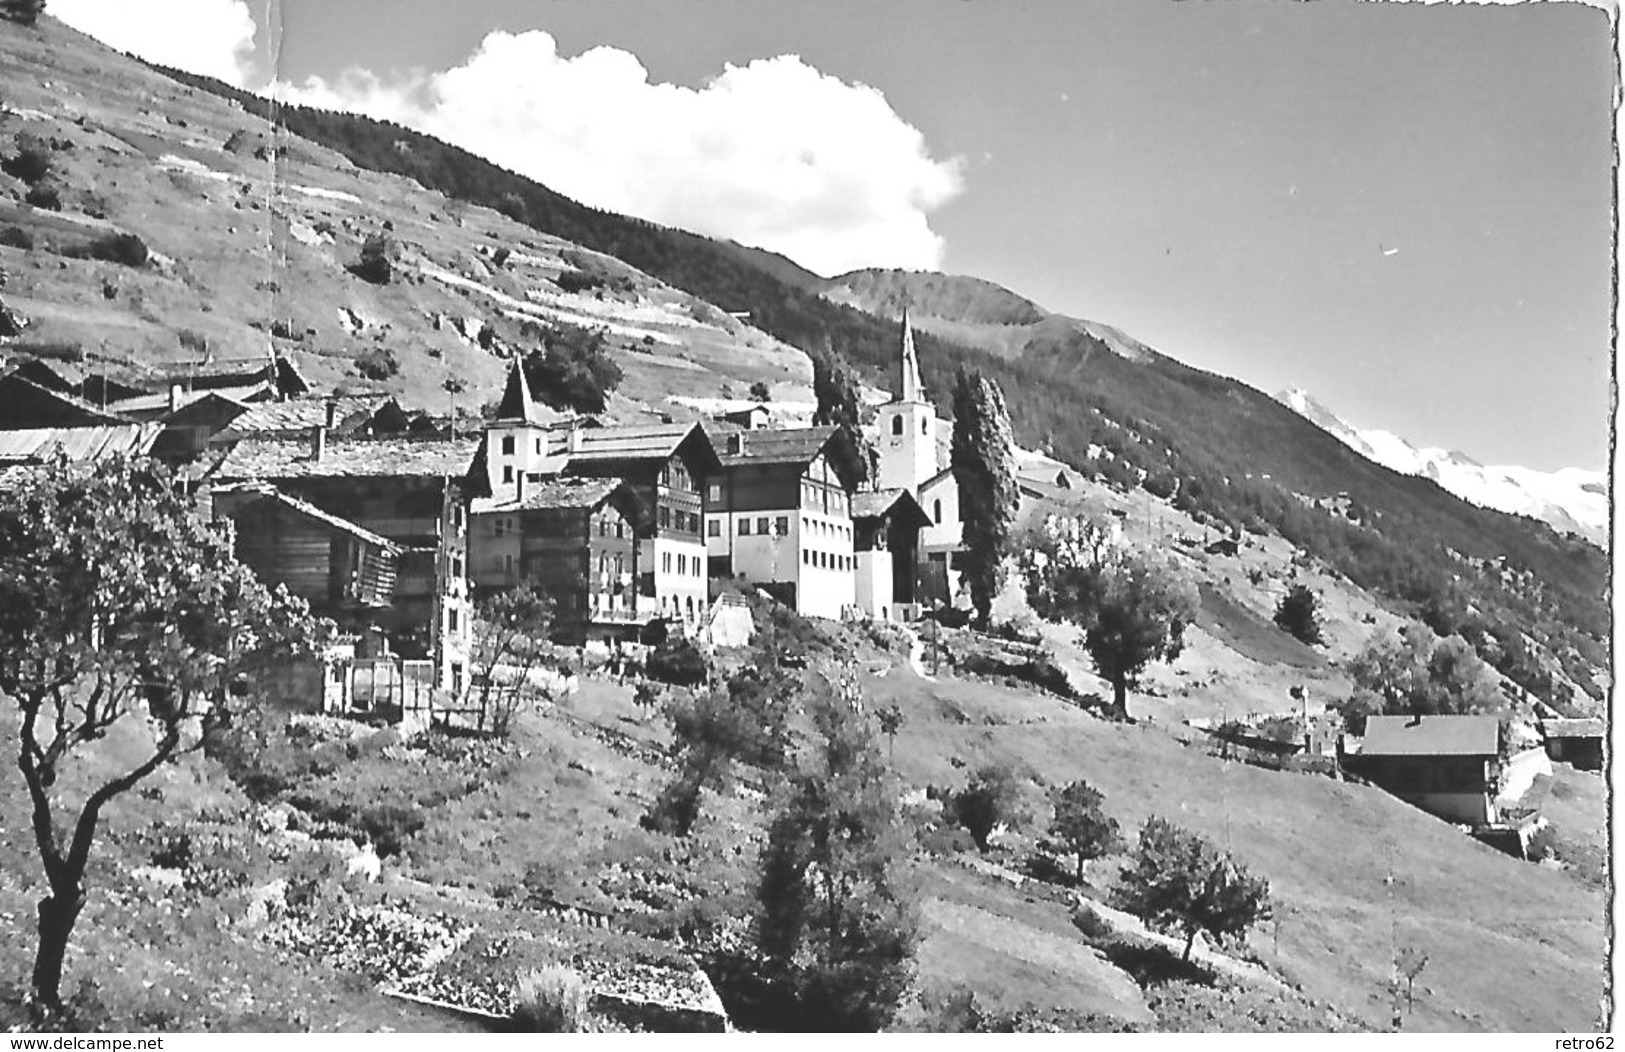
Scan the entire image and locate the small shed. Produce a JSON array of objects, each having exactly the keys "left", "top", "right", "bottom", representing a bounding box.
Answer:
[
  {"left": 1539, "top": 718, "right": 1604, "bottom": 771},
  {"left": 1342, "top": 714, "right": 1502, "bottom": 825}
]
